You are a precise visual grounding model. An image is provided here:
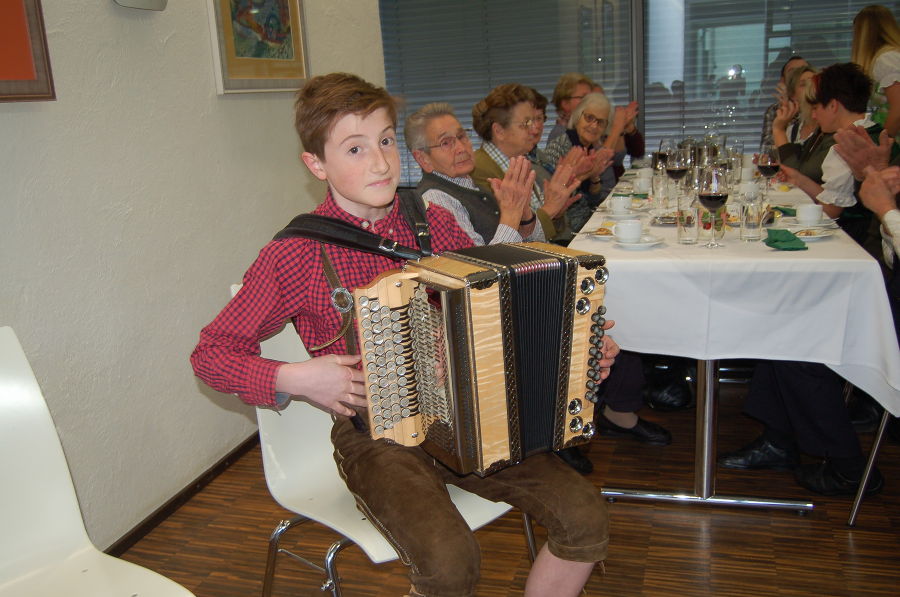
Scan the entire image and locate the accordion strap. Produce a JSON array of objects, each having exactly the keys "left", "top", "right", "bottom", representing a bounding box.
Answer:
[{"left": 272, "top": 190, "right": 431, "bottom": 260}]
